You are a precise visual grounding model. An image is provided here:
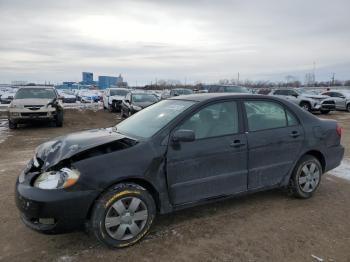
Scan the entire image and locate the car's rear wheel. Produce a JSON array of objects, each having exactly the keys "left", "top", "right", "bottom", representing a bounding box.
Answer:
[
  {"left": 90, "top": 183, "right": 156, "bottom": 248},
  {"left": 300, "top": 102, "right": 311, "bottom": 112},
  {"left": 289, "top": 155, "right": 322, "bottom": 199},
  {"left": 8, "top": 120, "right": 17, "bottom": 129},
  {"left": 320, "top": 109, "right": 330, "bottom": 114}
]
